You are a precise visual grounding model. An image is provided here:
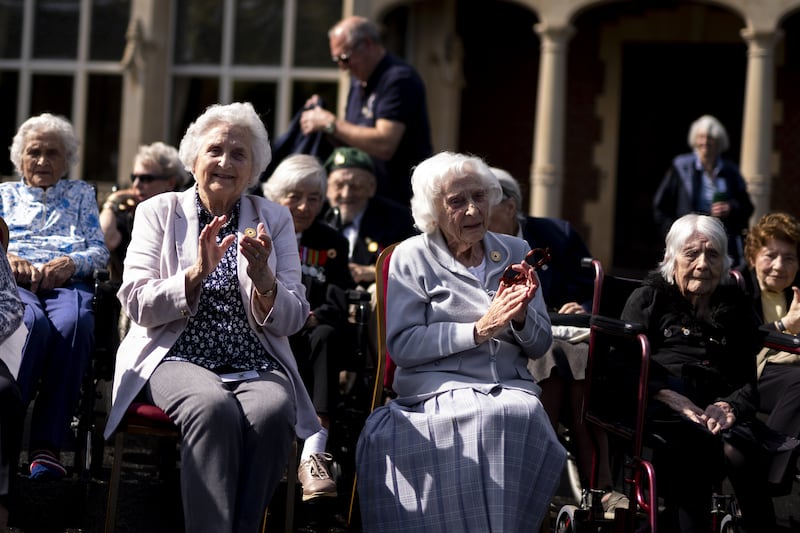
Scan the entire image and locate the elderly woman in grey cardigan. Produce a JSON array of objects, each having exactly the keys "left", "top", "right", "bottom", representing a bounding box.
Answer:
[{"left": 356, "top": 152, "right": 566, "bottom": 532}]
